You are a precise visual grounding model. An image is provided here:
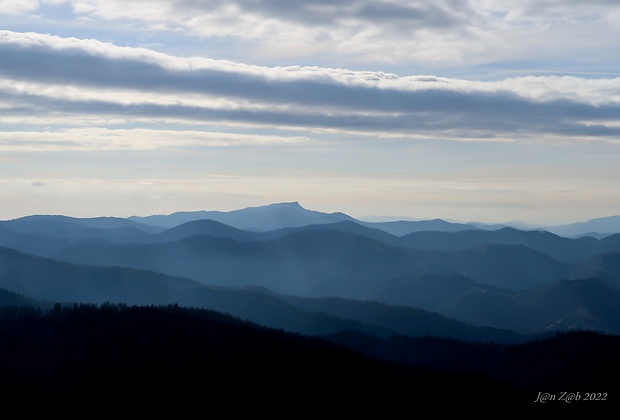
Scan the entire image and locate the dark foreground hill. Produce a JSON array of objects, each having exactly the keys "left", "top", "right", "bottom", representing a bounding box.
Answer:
[
  {"left": 0, "top": 303, "right": 524, "bottom": 414},
  {"left": 1, "top": 303, "right": 615, "bottom": 414}
]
